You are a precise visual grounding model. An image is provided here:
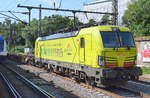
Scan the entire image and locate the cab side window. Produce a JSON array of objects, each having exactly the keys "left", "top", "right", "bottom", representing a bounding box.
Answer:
[{"left": 80, "top": 37, "right": 85, "bottom": 48}]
